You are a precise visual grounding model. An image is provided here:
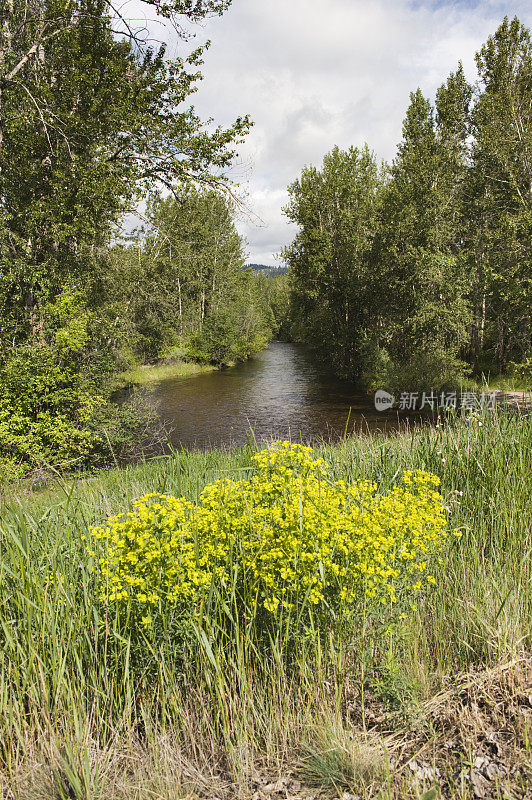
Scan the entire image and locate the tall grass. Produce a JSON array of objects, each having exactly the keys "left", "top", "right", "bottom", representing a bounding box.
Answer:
[{"left": 0, "top": 409, "right": 530, "bottom": 798}]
